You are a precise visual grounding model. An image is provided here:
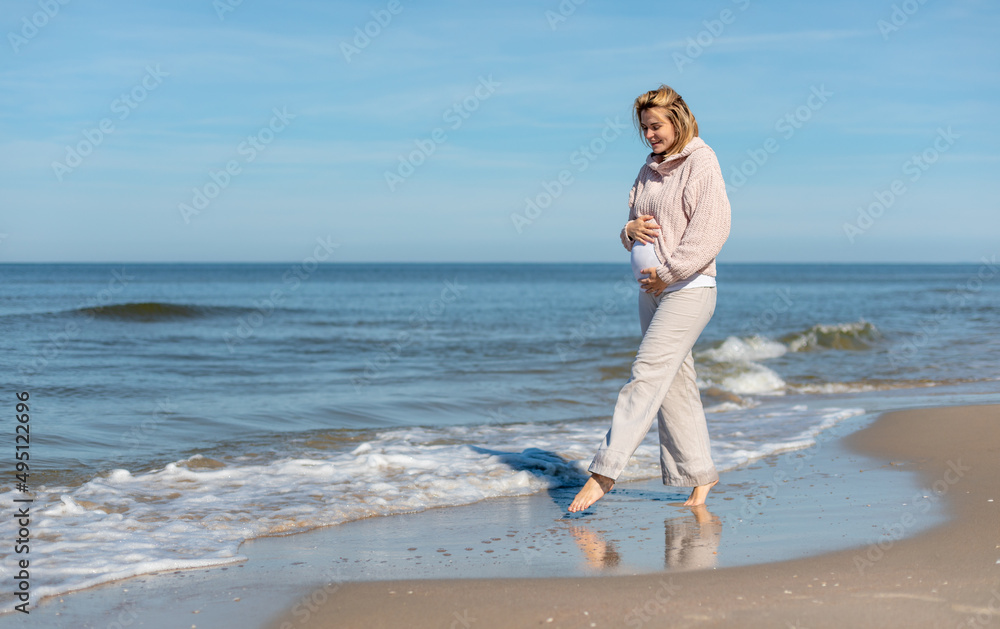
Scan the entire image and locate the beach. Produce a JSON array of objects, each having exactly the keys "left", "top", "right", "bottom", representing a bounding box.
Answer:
[
  {"left": 4, "top": 0, "right": 997, "bottom": 625},
  {"left": 11, "top": 402, "right": 996, "bottom": 628},
  {"left": 2, "top": 262, "right": 999, "bottom": 627},
  {"left": 265, "top": 403, "right": 1000, "bottom": 629}
]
